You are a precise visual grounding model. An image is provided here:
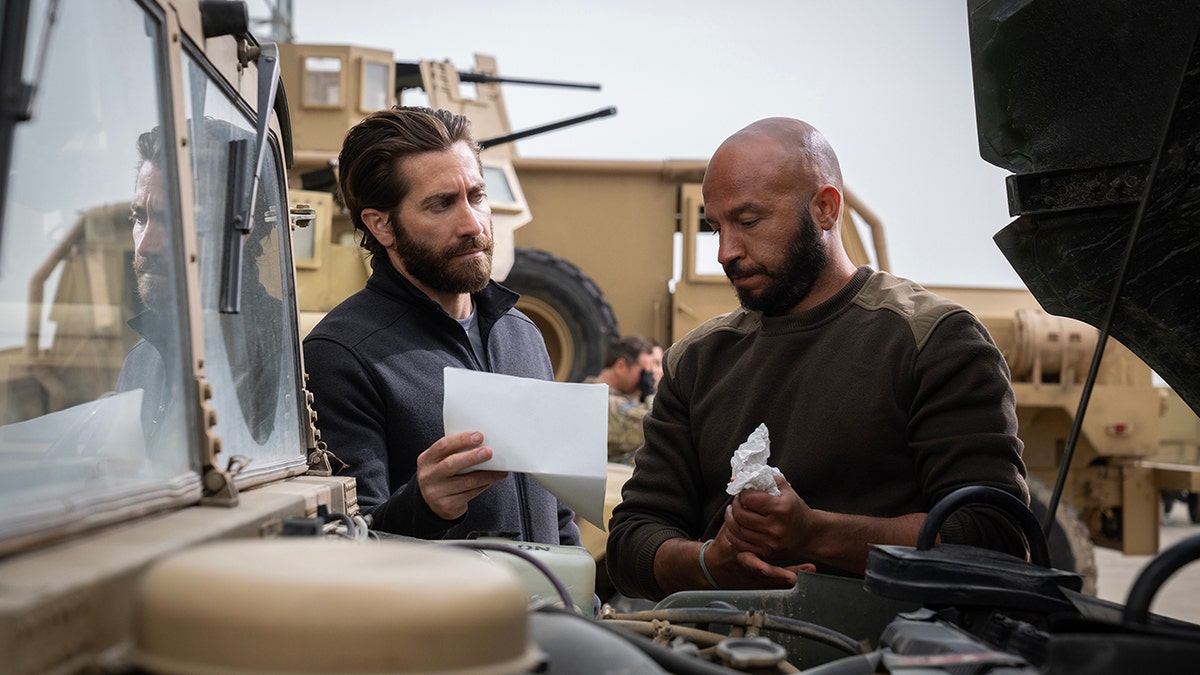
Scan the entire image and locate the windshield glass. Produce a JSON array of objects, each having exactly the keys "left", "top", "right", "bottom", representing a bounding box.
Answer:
[
  {"left": 0, "top": 0, "right": 199, "bottom": 552},
  {"left": 183, "top": 54, "right": 307, "bottom": 484}
]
